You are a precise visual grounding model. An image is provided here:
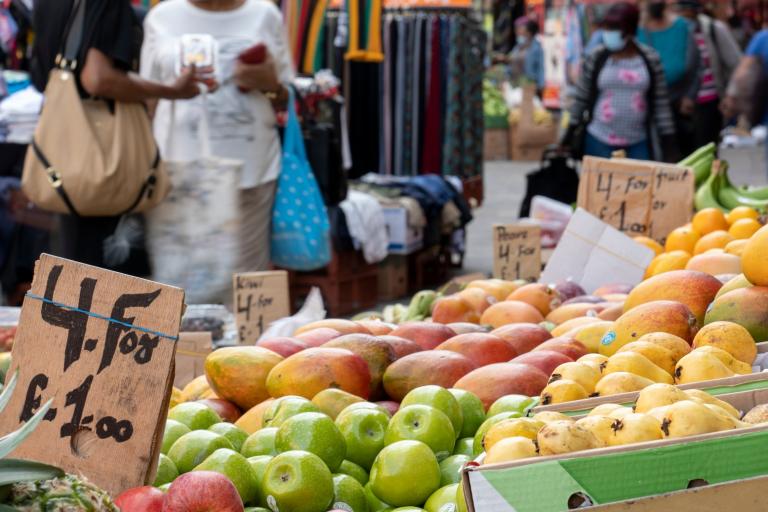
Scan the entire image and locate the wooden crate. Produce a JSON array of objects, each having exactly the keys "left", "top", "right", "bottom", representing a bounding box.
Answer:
[
  {"left": 378, "top": 256, "right": 408, "bottom": 301},
  {"left": 290, "top": 270, "right": 379, "bottom": 317}
]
